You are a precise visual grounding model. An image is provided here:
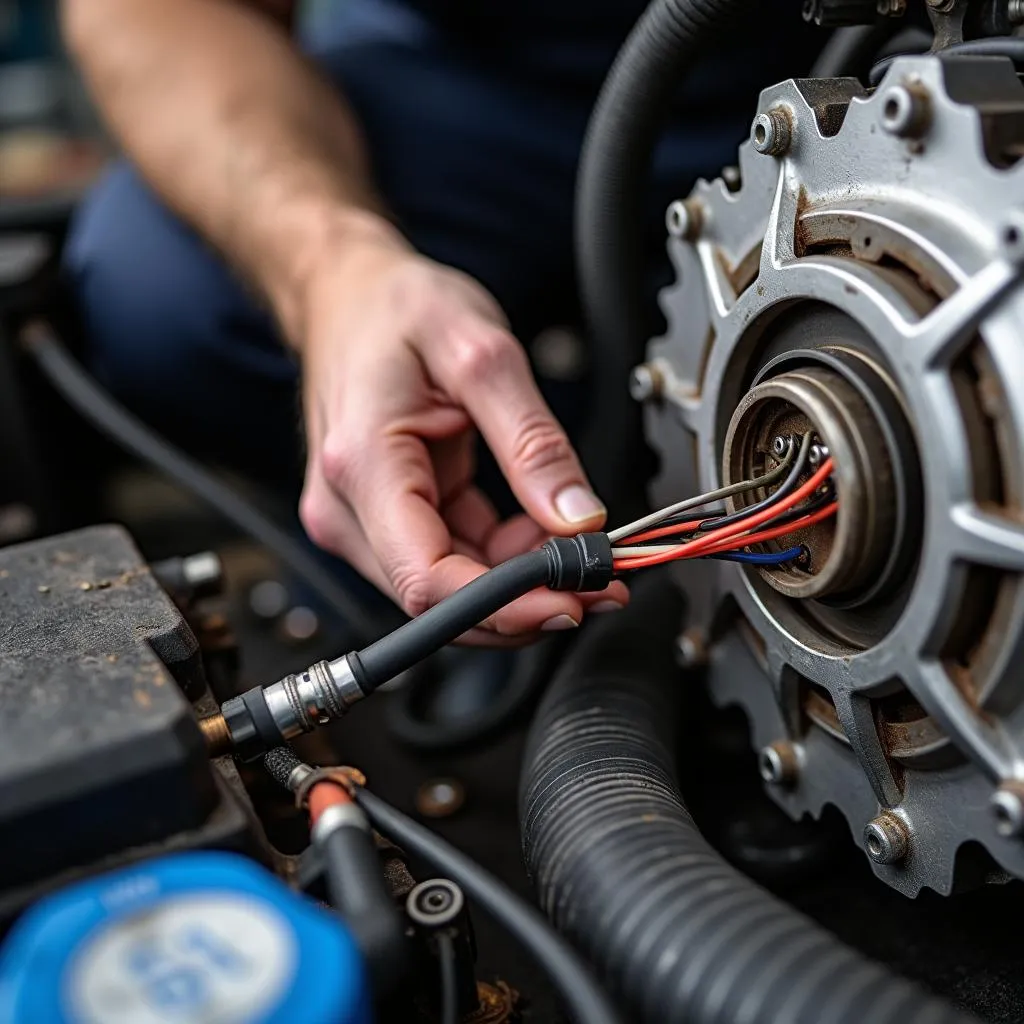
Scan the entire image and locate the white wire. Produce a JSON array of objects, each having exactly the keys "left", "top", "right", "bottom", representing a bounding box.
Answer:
[{"left": 611, "top": 544, "right": 689, "bottom": 558}]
